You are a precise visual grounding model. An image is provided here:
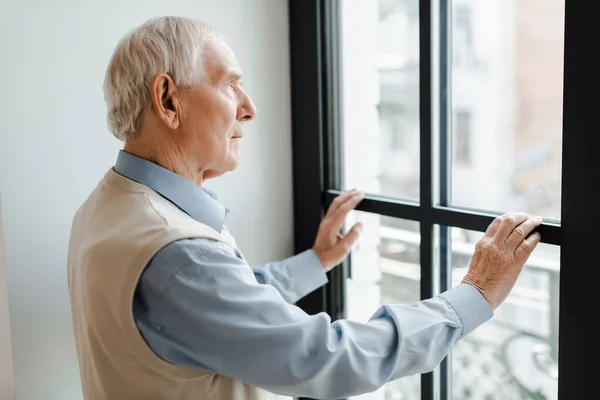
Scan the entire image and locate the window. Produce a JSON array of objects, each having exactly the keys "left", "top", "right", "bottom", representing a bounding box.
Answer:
[
  {"left": 450, "top": 0, "right": 564, "bottom": 221},
  {"left": 453, "top": 111, "right": 471, "bottom": 165},
  {"left": 289, "top": 1, "right": 596, "bottom": 399},
  {"left": 453, "top": 6, "right": 473, "bottom": 66},
  {"left": 346, "top": 211, "right": 422, "bottom": 399},
  {"left": 448, "top": 228, "right": 560, "bottom": 400}
]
